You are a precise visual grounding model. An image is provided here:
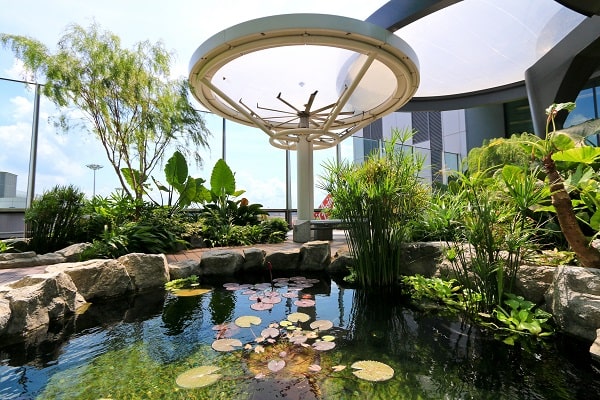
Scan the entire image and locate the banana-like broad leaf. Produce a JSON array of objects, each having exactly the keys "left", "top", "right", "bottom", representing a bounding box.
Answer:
[
  {"left": 121, "top": 168, "right": 147, "bottom": 192},
  {"left": 552, "top": 147, "right": 600, "bottom": 164},
  {"left": 210, "top": 159, "right": 236, "bottom": 196},
  {"left": 550, "top": 133, "right": 575, "bottom": 151},
  {"left": 165, "top": 151, "right": 188, "bottom": 189}
]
